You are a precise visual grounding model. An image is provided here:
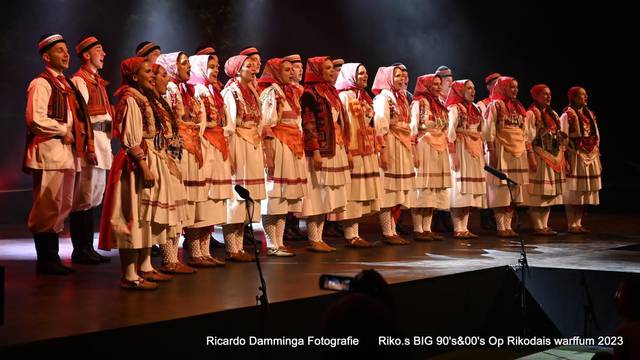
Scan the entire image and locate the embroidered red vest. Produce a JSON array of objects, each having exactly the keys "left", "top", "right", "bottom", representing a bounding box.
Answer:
[
  {"left": 39, "top": 71, "right": 69, "bottom": 123},
  {"left": 74, "top": 68, "right": 112, "bottom": 117}
]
